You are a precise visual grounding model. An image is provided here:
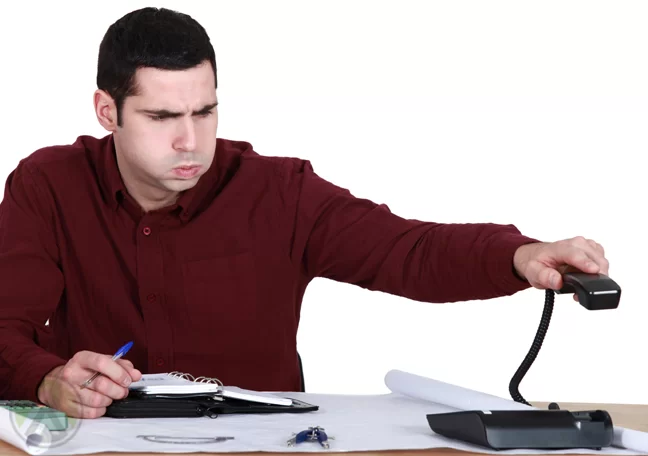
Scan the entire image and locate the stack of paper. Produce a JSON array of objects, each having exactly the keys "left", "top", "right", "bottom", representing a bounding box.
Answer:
[
  {"left": 129, "top": 374, "right": 220, "bottom": 394},
  {"left": 129, "top": 373, "right": 293, "bottom": 406}
]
